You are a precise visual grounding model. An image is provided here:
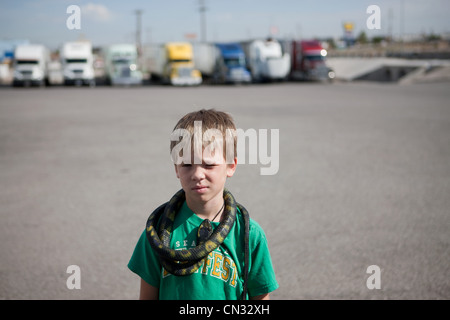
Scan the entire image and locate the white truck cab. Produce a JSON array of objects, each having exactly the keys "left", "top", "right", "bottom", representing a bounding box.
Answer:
[
  {"left": 243, "top": 38, "right": 290, "bottom": 82},
  {"left": 13, "top": 44, "right": 50, "bottom": 87},
  {"left": 103, "top": 44, "right": 142, "bottom": 86},
  {"left": 61, "top": 41, "right": 95, "bottom": 86}
]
